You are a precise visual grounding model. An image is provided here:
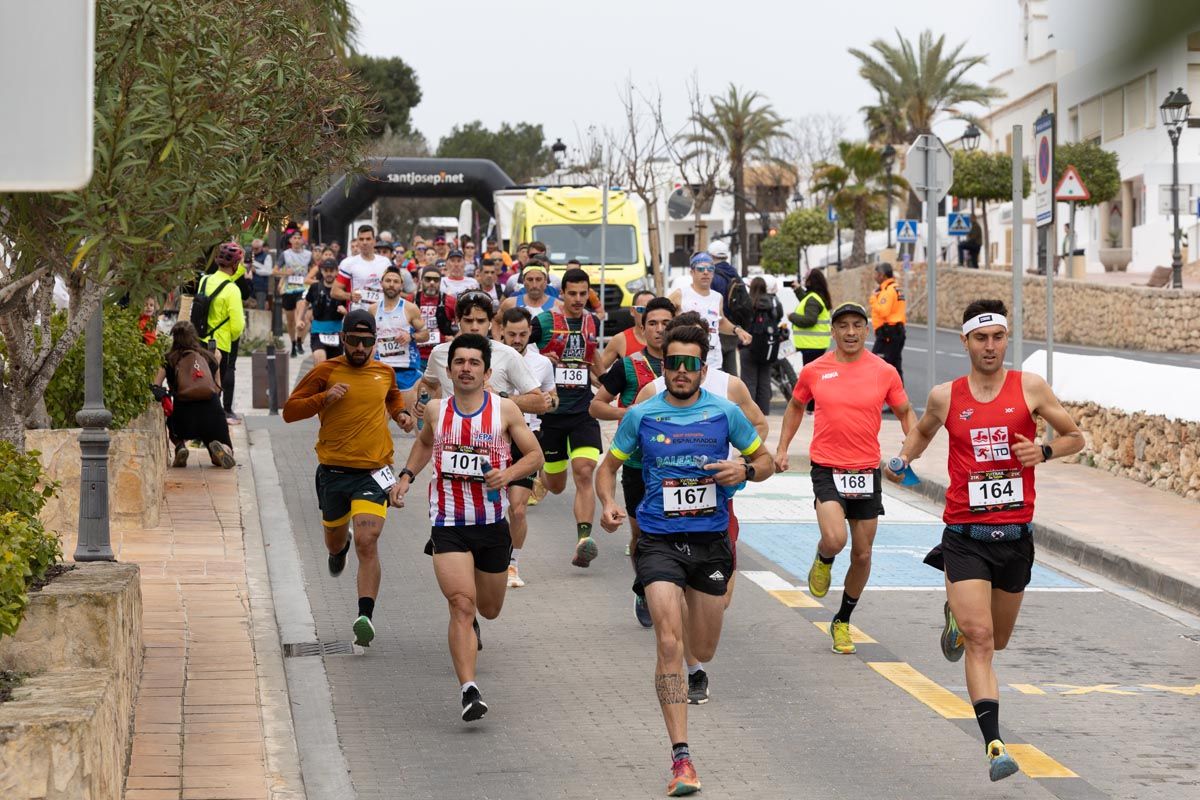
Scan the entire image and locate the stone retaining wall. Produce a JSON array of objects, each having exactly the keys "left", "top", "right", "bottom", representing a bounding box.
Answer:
[
  {"left": 823, "top": 264, "right": 1200, "bottom": 353},
  {"left": 28, "top": 405, "right": 169, "bottom": 533}
]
